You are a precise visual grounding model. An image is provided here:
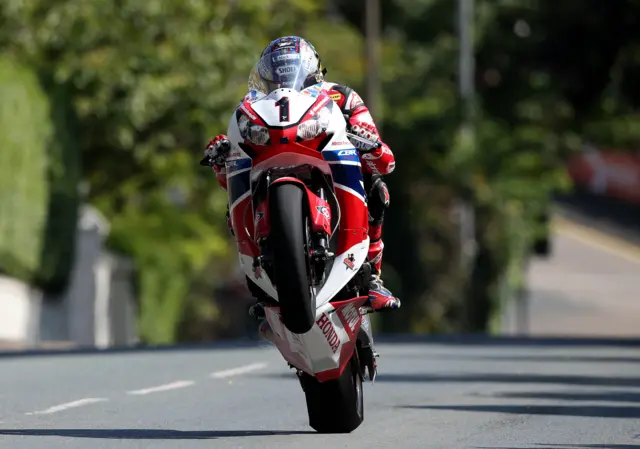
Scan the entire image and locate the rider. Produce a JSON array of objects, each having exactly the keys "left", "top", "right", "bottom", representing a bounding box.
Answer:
[{"left": 204, "top": 36, "right": 401, "bottom": 333}]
